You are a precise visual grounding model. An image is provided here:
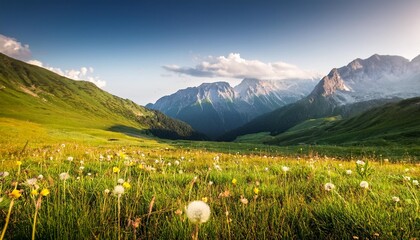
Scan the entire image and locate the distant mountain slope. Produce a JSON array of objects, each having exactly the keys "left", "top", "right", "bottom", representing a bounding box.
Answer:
[
  {"left": 147, "top": 78, "right": 316, "bottom": 139},
  {"left": 266, "top": 97, "right": 420, "bottom": 146},
  {"left": 0, "top": 53, "right": 204, "bottom": 140},
  {"left": 221, "top": 54, "right": 420, "bottom": 141}
]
